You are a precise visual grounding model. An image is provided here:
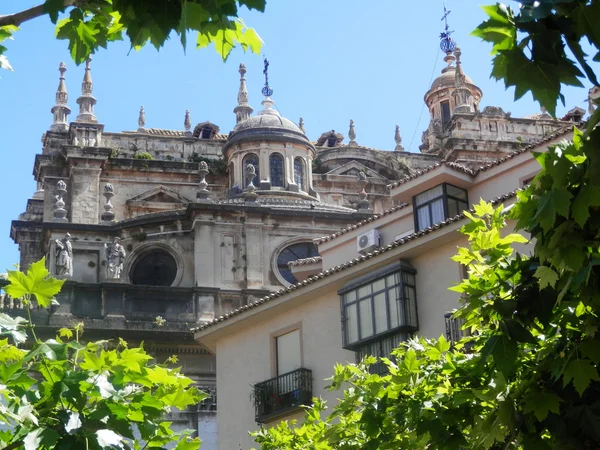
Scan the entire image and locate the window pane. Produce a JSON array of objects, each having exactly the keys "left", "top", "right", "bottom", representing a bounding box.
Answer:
[
  {"left": 276, "top": 329, "right": 301, "bottom": 375},
  {"left": 372, "top": 278, "right": 385, "bottom": 293},
  {"left": 347, "top": 305, "right": 358, "bottom": 344},
  {"left": 417, "top": 205, "right": 431, "bottom": 231},
  {"left": 430, "top": 198, "right": 445, "bottom": 224},
  {"left": 359, "top": 299, "right": 373, "bottom": 339},
  {"left": 415, "top": 185, "right": 443, "bottom": 206},
  {"left": 374, "top": 292, "right": 388, "bottom": 334},
  {"left": 389, "top": 286, "right": 400, "bottom": 329},
  {"left": 405, "top": 285, "right": 418, "bottom": 327},
  {"left": 345, "top": 290, "right": 356, "bottom": 304},
  {"left": 459, "top": 200, "right": 468, "bottom": 213},
  {"left": 446, "top": 184, "right": 467, "bottom": 200},
  {"left": 441, "top": 101, "right": 451, "bottom": 126},
  {"left": 357, "top": 284, "right": 372, "bottom": 298},
  {"left": 447, "top": 199, "right": 459, "bottom": 218},
  {"left": 294, "top": 158, "right": 305, "bottom": 191},
  {"left": 270, "top": 153, "right": 285, "bottom": 187},
  {"left": 404, "top": 273, "right": 416, "bottom": 286},
  {"left": 386, "top": 274, "right": 398, "bottom": 288}
]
